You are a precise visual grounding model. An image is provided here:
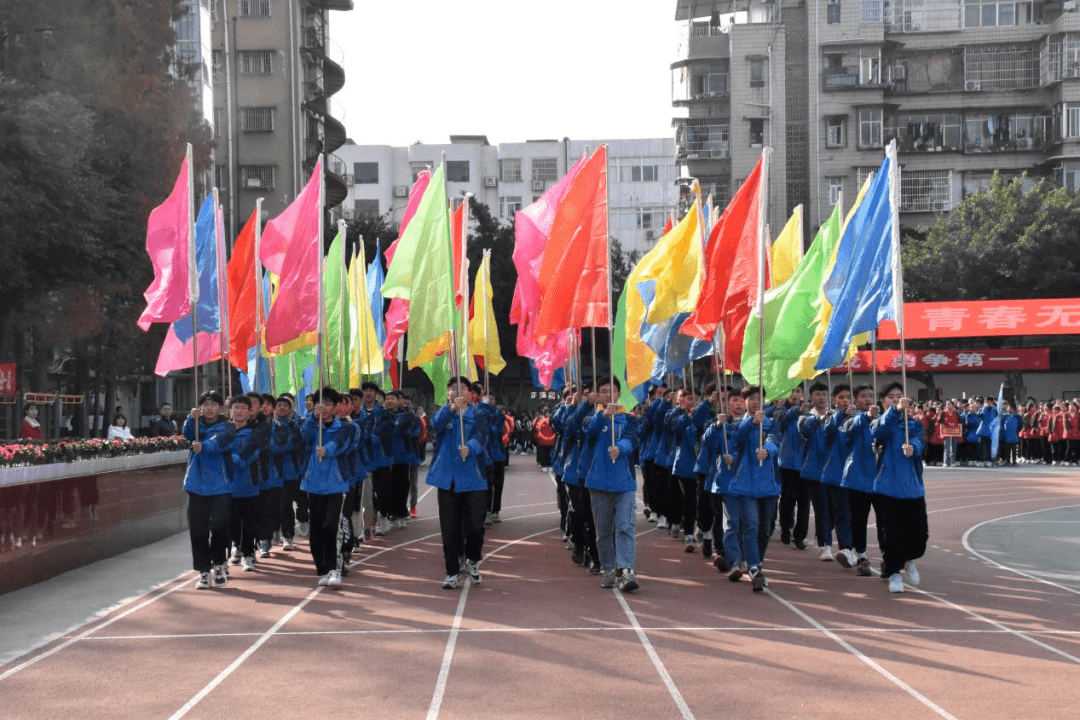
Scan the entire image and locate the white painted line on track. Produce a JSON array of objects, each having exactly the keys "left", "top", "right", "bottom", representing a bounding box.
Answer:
[
  {"left": 0, "top": 573, "right": 191, "bottom": 681},
  {"left": 168, "top": 587, "right": 323, "bottom": 720},
  {"left": 426, "top": 526, "right": 561, "bottom": 720},
  {"left": 767, "top": 589, "right": 960, "bottom": 720},
  {"left": 614, "top": 589, "right": 696, "bottom": 720},
  {"left": 961, "top": 503, "right": 1080, "bottom": 598},
  {"left": 79, "top": 626, "right": 1080, "bottom": 641},
  {"left": 928, "top": 497, "right": 1071, "bottom": 515}
]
